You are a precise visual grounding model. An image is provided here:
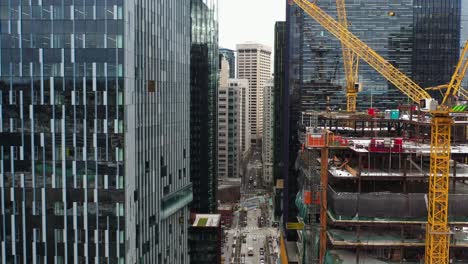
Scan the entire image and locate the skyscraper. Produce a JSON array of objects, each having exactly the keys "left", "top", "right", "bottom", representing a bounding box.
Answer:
[
  {"left": 262, "top": 79, "right": 274, "bottom": 187},
  {"left": 0, "top": 1, "right": 192, "bottom": 263},
  {"left": 229, "top": 79, "right": 251, "bottom": 161},
  {"left": 190, "top": 0, "right": 219, "bottom": 214},
  {"left": 219, "top": 48, "right": 236, "bottom": 78},
  {"left": 218, "top": 57, "right": 240, "bottom": 179},
  {"left": 273, "top": 21, "right": 287, "bottom": 220},
  {"left": 287, "top": 0, "right": 462, "bottom": 111},
  {"left": 237, "top": 42, "right": 272, "bottom": 146},
  {"left": 412, "top": 0, "right": 462, "bottom": 99}
]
